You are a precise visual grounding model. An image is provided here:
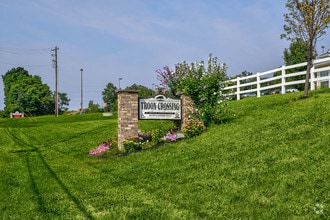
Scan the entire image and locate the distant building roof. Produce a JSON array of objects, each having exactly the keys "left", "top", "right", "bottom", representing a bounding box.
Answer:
[{"left": 318, "top": 49, "right": 330, "bottom": 59}]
